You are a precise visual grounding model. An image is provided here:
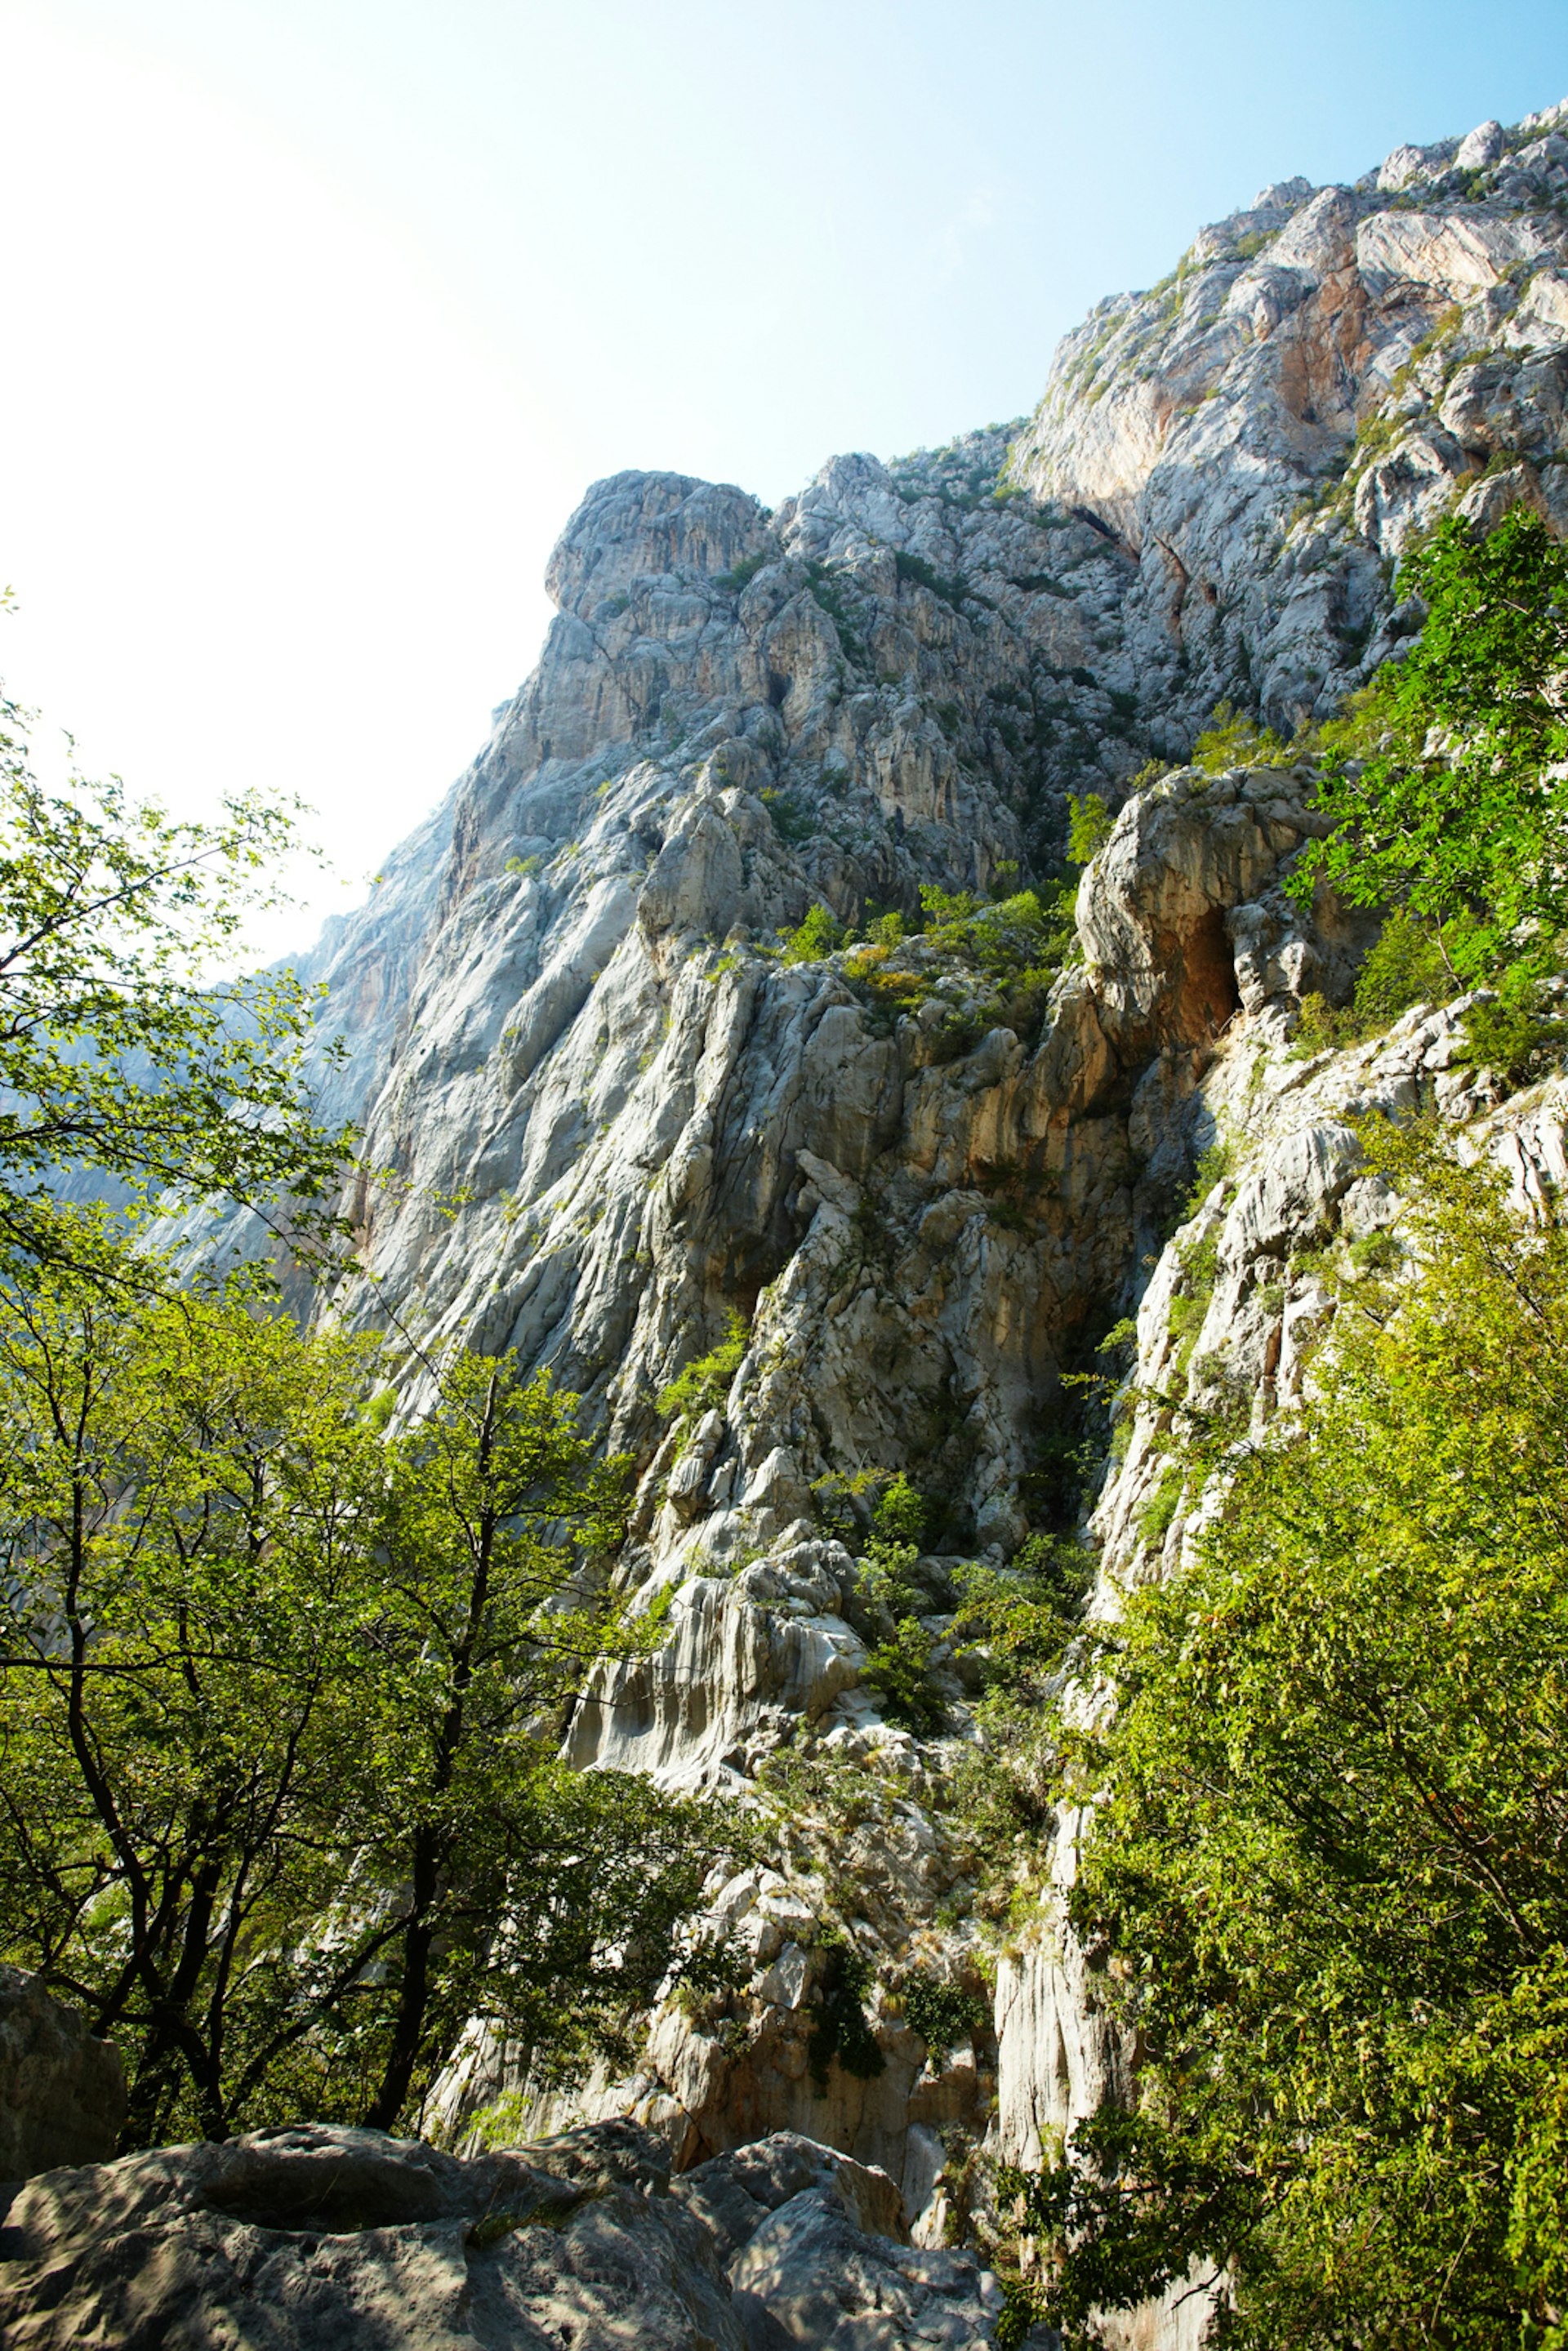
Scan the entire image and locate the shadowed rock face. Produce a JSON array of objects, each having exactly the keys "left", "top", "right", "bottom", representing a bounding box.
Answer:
[
  {"left": 0, "top": 1968, "right": 126, "bottom": 2183},
  {"left": 123, "top": 96, "right": 1568, "bottom": 2347}
]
